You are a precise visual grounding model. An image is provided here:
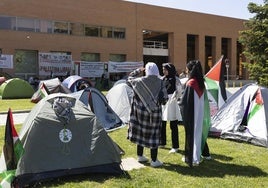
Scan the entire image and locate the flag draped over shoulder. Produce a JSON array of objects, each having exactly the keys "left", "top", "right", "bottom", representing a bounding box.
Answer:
[
  {"left": 204, "top": 56, "right": 227, "bottom": 109},
  {"left": 0, "top": 109, "right": 24, "bottom": 188}
]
